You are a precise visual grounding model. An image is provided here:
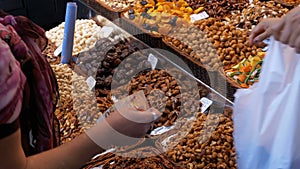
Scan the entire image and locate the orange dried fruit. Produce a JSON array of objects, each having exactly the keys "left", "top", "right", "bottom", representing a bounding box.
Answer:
[
  {"left": 185, "top": 7, "right": 193, "bottom": 14},
  {"left": 163, "top": 4, "right": 171, "bottom": 11},
  {"left": 144, "top": 4, "right": 154, "bottom": 8},
  {"left": 194, "top": 7, "right": 204, "bottom": 14},
  {"left": 157, "top": 5, "right": 164, "bottom": 12}
]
